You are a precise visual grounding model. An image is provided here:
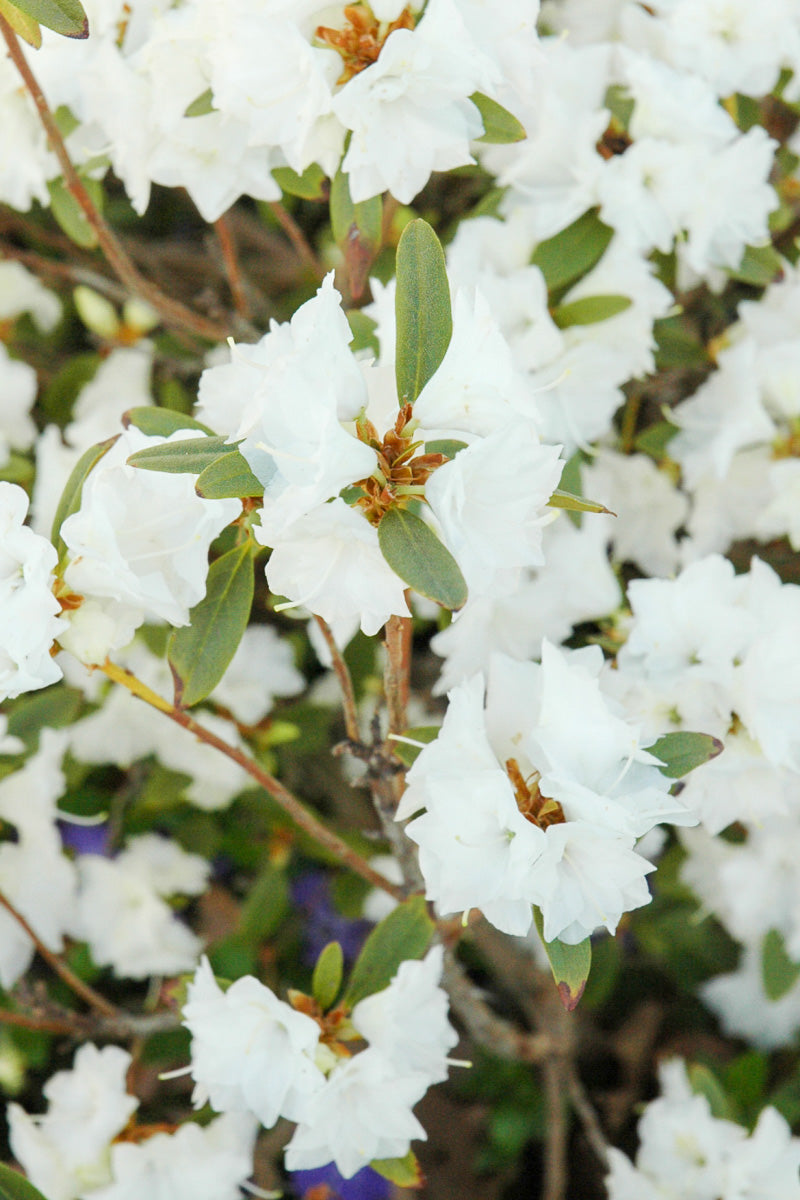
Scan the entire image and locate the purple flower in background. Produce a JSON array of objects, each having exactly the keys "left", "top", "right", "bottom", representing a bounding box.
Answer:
[
  {"left": 291, "top": 872, "right": 371, "bottom": 966},
  {"left": 291, "top": 1162, "right": 391, "bottom": 1200},
  {"left": 58, "top": 818, "right": 111, "bottom": 857}
]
